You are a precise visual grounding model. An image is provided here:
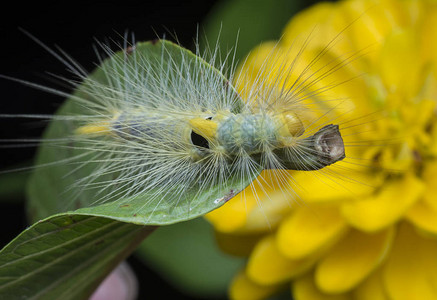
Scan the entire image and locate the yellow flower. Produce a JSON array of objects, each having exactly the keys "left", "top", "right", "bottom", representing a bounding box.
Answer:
[{"left": 206, "top": 0, "right": 437, "bottom": 299}]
